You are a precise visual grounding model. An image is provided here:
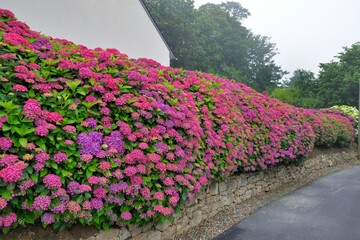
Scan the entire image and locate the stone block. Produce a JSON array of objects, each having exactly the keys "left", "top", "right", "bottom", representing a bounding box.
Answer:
[
  {"left": 130, "top": 226, "right": 142, "bottom": 237},
  {"left": 189, "top": 210, "right": 202, "bottom": 227},
  {"left": 240, "top": 176, "right": 247, "bottom": 187},
  {"left": 219, "top": 182, "right": 227, "bottom": 194},
  {"left": 97, "top": 229, "right": 120, "bottom": 240},
  {"left": 162, "top": 225, "right": 177, "bottom": 240},
  {"left": 155, "top": 220, "right": 172, "bottom": 232},
  {"left": 228, "top": 178, "right": 238, "bottom": 193},
  {"left": 146, "top": 230, "right": 162, "bottom": 240},
  {"left": 119, "top": 228, "right": 132, "bottom": 240},
  {"left": 220, "top": 195, "right": 232, "bottom": 206},
  {"left": 208, "top": 182, "right": 219, "bottom": 196},
  {"left": 141, "top": 222, "right": 154, "bottom": 233},
  {"left": 327, "top": 160, "right": 334, "bottom": 167}
]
